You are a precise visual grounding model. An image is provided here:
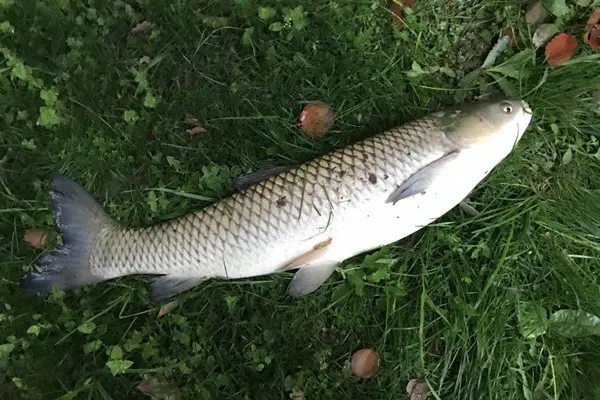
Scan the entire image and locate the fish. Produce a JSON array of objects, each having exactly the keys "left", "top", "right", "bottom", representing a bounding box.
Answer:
[{"left": 20, "top": 99, "right": 532, "bottom": 302}]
